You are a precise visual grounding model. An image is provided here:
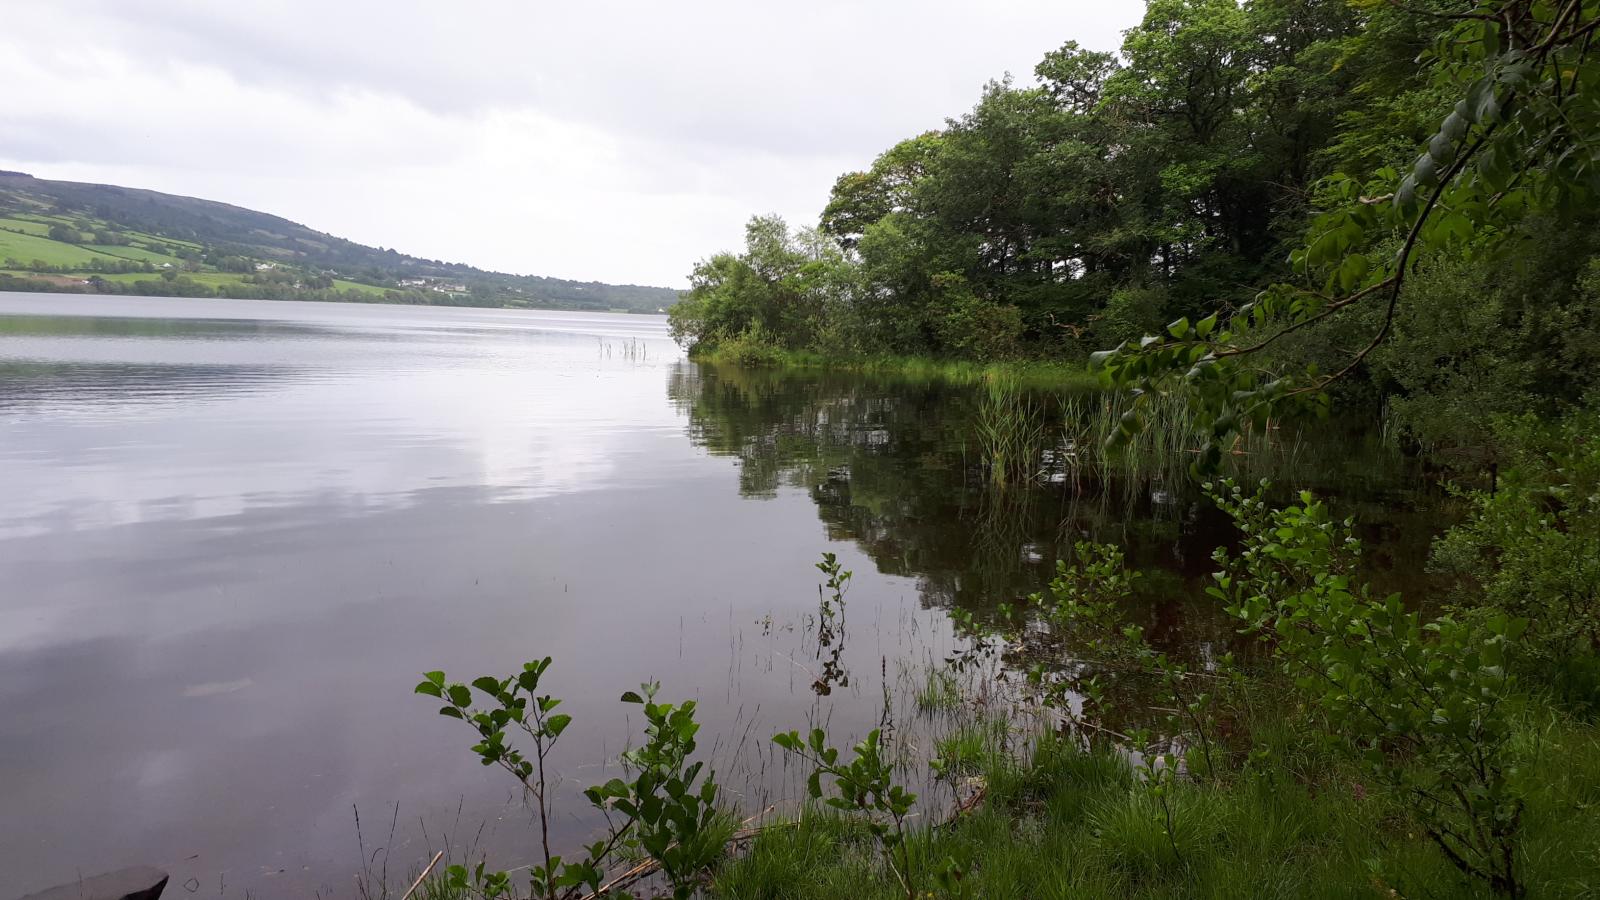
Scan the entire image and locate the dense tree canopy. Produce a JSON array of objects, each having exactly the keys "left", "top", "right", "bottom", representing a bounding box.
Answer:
[{"left": 672, "top": 0, "right": 1600, "bottom": 457}]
